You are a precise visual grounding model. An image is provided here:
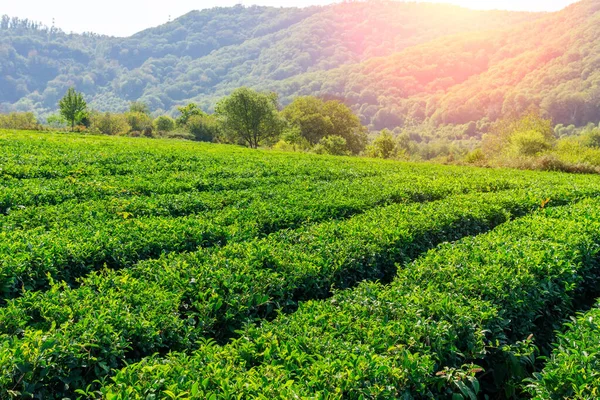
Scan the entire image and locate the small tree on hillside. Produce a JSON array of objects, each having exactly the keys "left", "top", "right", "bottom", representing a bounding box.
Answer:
[
  {"left": 59, "top": 88, "right": 87, "bottom": 131},
  {"left": 313, "top": 135, "right": 349, "bottom": 156},
  {"left": 482, "top": 111, "right": 555, "bottom": 158},
  {"left": 176, "top": 103, "right": 204, "bottom": 127},
  {"left": 367, "top": 129, "right": 398, "bottom": 159},
  {"left": 153, "top": 116, "right": 176, "bottom": 133},
  {"left": 187, "top": 114, "right": 221, "bottom": 142},
  {"left": 281, "top": 96, "right": 367, "bottom": 154},
  {"left": 215, "top": 88, "right": 283, "bottom": 148}
]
